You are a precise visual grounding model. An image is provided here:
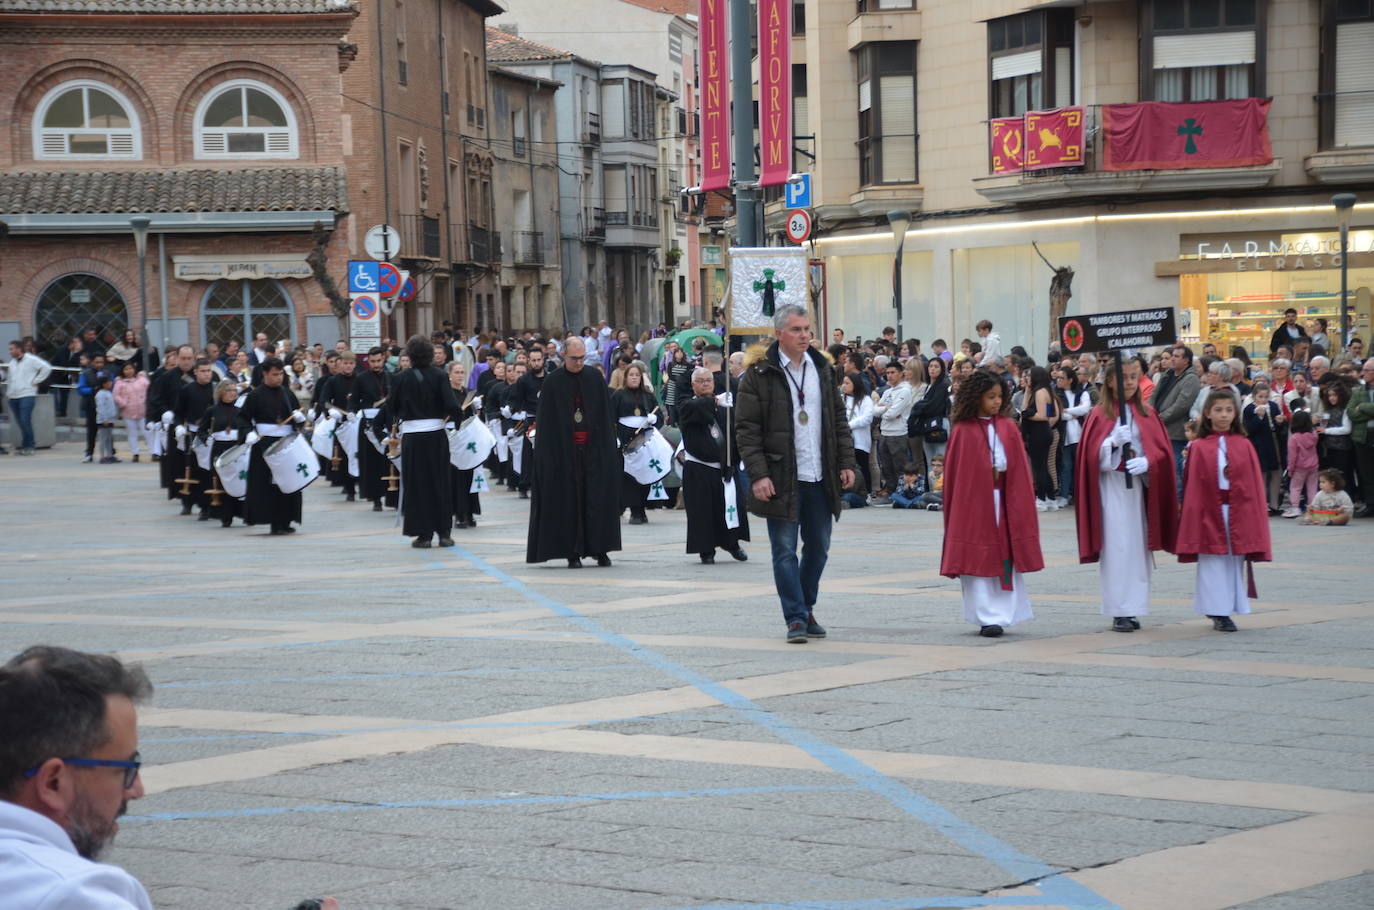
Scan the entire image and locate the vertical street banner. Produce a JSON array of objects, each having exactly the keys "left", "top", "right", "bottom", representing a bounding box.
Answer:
[
  {"left": 698, "top": 0, "right": 730, "bottom": 192},
  {"left": 1024, "top": 107, "right": 1085, "bottom": 170},
  {"left": 990, "top": 117, "right": 1025, "bottom": 174},
  {"left": 757, "top": 0, "right": 792, "bottom": 187},
  {"left": 1101, "top": 99, "right": 1272, "bottom": 171}
]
